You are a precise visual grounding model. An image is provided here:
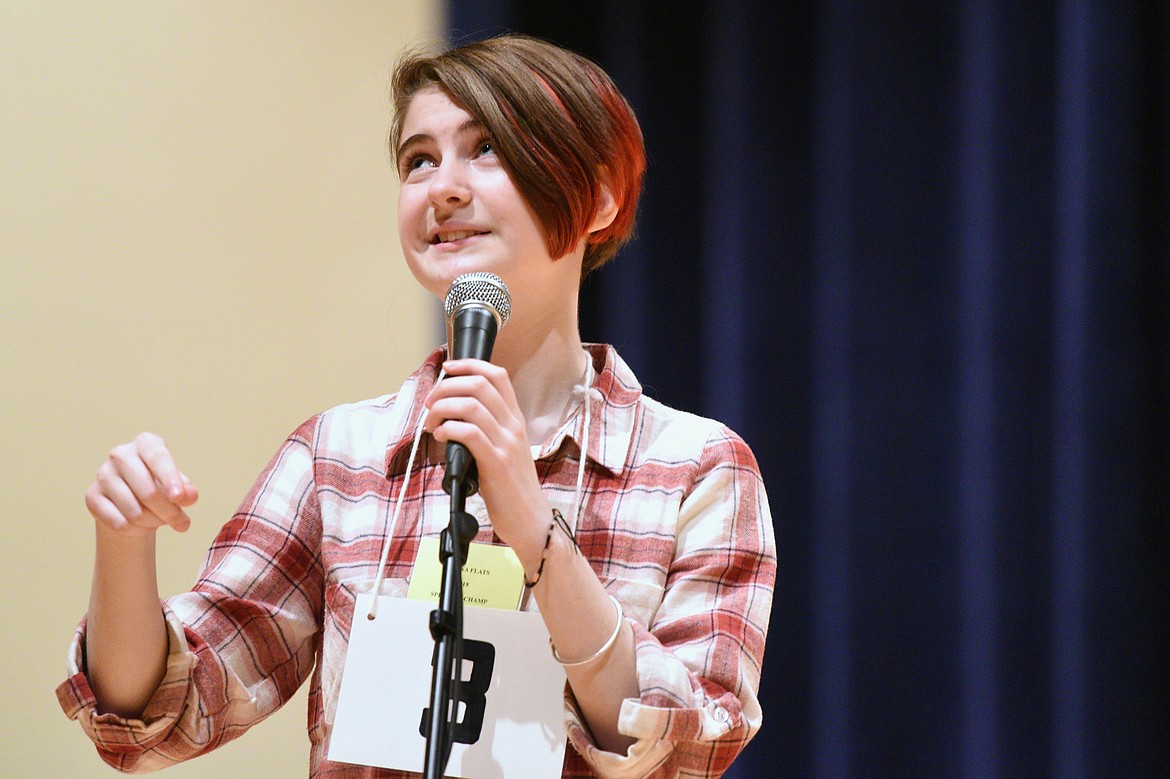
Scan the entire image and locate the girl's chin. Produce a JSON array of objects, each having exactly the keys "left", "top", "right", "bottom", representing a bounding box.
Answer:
[
  {"left": 409, "top": 264, "right": 505, "bottom": 300},
  {"left": 443, "top": 255, "right": 503, "bottom": 276}
]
